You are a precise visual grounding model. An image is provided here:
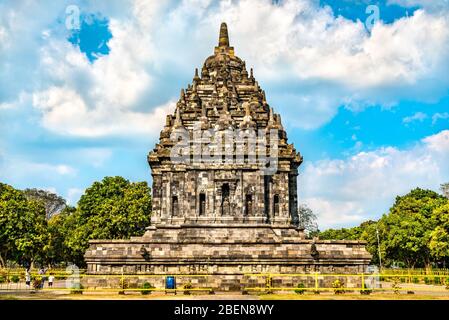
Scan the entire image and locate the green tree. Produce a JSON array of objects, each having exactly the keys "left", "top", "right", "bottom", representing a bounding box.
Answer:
[
  {"left": 64, "top": 177, "right": 152, "bottom": 266},
  {"left": 318, "top": 226, "right": 363, "bottom": 240},
  {"left": 357, "top": 220, "right": 383, "bottom": 265},
  {"left": 0, "top": 183, "right": 49, "bottom": 268},
  {"left": 441, "top": 183, "right": 449, "bottom": 199},
  {"left": 45, "top": 206, "right": 76, "bottom": 266},
  {"left": 318, "top": 220, "right": 382, "bottom": 265},
  {"left": 429, "top": 203, "right": 449, "bottom": 264},
  {"left": 298, "top": 204, "right": 319, "bottom": 238},
  {"left": 316, "top": 188, "right": 449, "bottom": 268},
  {"left": 381, "top": 188, "right": 446, "bottom": 268}
]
